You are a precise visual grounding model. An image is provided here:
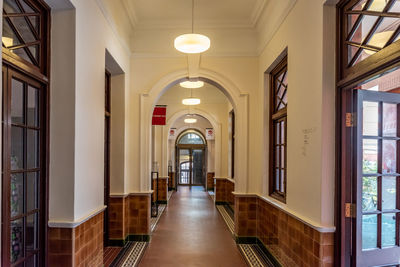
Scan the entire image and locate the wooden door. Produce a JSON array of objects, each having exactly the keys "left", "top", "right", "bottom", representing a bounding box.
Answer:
[
  {"left": 355, "top": 89, "right": 400, "bottom": 266},
  {"left": 2, "top": 65, "right": 46, "bottom": 267}
]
